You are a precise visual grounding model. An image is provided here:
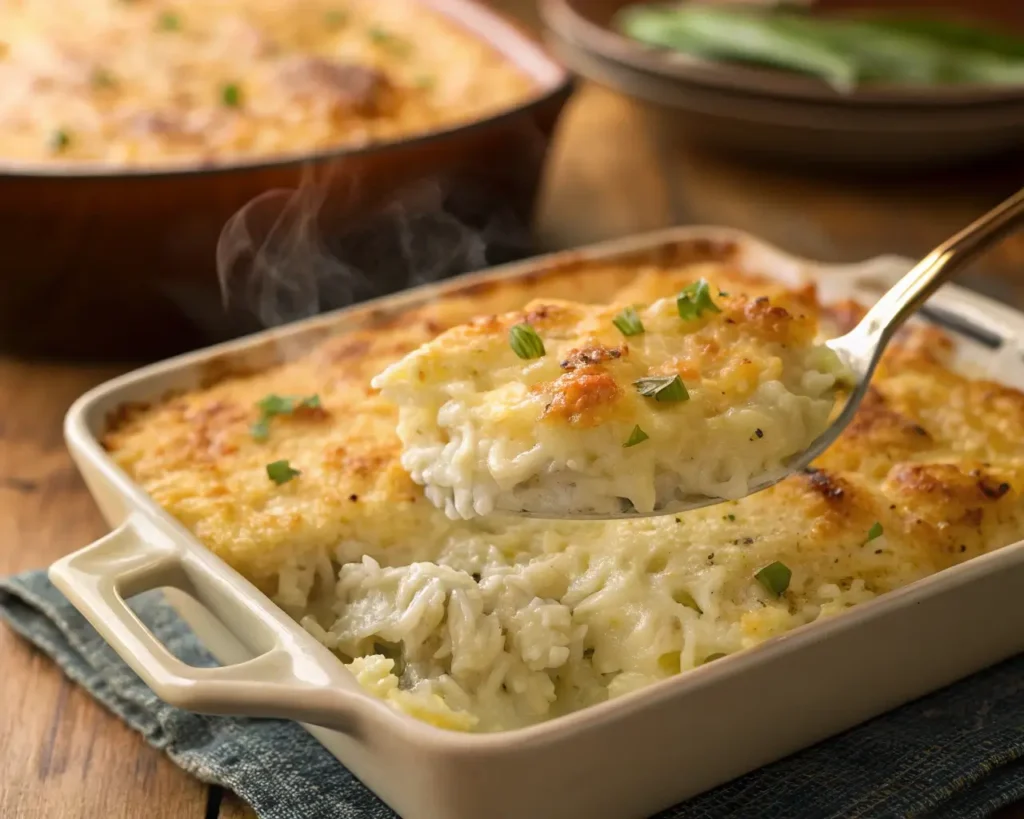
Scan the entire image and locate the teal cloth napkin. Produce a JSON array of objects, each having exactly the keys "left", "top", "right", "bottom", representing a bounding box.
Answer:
[{"left": 3, "top": 569, "right": 1024, "bottom": 819}]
